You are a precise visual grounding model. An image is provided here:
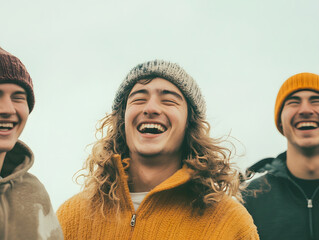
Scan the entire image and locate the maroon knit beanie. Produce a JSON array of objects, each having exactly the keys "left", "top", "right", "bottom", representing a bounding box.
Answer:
[{"left": 0, "top": 47, "right": 35, "bottom": 112}]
